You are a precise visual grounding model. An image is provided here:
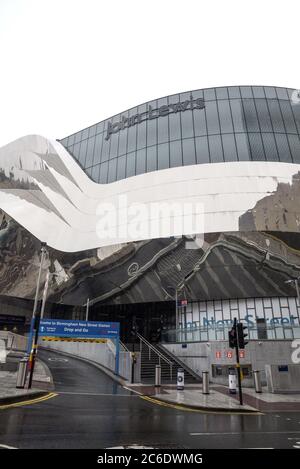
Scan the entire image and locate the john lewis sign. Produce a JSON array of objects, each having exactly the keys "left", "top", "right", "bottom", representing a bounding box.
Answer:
[{"left": 105, "top": 96, "right": 205, "bottom": 140}]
